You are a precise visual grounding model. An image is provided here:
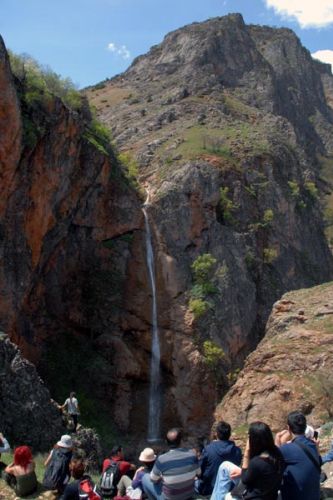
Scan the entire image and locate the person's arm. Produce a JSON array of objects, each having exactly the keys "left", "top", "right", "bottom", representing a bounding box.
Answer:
[
  {"left": 44, "top": 450, "right": 53, "bottom": 467},
  {"left": 275, "top": 429, "right": 292, "bottom": 447},
  {"left": 231, "top": 439, "right": 249, "bottom": 480},
  {"left": 150, "top": 460, "right": 162, "bottom": 483},
  {"left": 132, "top": 467, "right": 145, "bottom": 489},
  {"left": 322, "top": 441, "right": 333, "bottom": 464},
  {"left": 5, "top": 463, "right": 16, "bottom": 475}
]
